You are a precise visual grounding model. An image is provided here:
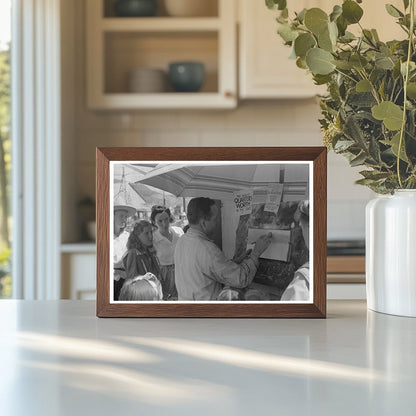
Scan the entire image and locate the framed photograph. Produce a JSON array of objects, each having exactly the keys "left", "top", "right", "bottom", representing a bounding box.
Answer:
[{"left": 96, "top": 147, "right": 327, "bottom": 318}]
